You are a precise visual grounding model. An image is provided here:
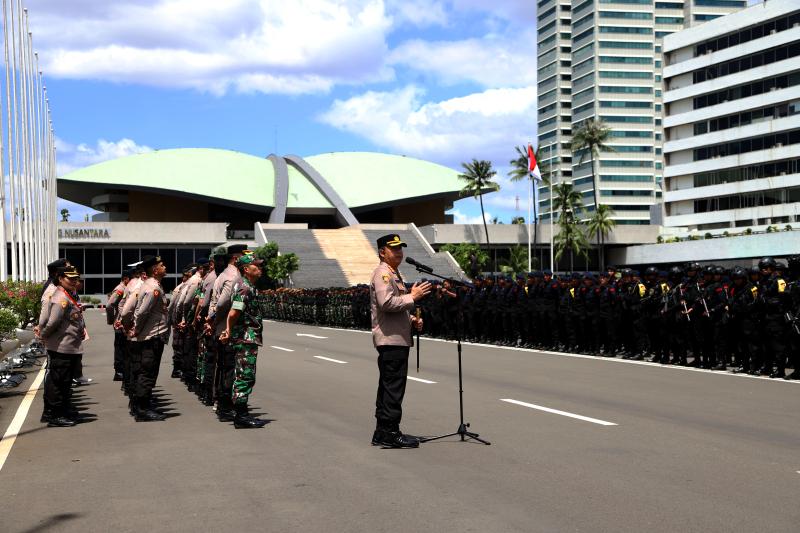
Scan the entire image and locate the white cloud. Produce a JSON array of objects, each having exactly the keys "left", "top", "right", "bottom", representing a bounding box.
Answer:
[
  {"left": 387, "top": 0, "right": 448, "bottom": 27},
  {"left": 388, "top": 31, "right": 537, "bottom": 87},
  {"left": 318, "top": 84, "right": 538, "bottom": 168},
  {"left": 449, "top": 207, "right": 493, "bottom": 225},
  {"left": 29, "top": 0, "right": 394, "bottom": 95},
  {"left": 451, "top": 0, "right": 537, "bottom": 23},
  {"left": 55, "top": 137, "right": 153, "bottom": 176}
]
